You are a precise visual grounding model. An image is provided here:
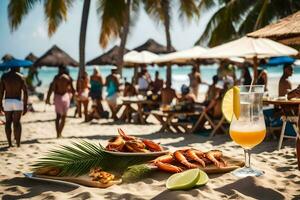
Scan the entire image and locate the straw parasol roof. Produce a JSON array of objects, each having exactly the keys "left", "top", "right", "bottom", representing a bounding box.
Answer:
[
  {"left": 25, "top": 53, "right": 38, "bottom": 62},
  {"left": 1, "top": 54, "right": 14, "bottom": 62},
  {"left": 133, "top": 39, "right": 176, "bottom": 54},
  {"left": 154, "top": 46, "right": 208, "bottom": 65},
  {"left": 196, "top": 37, "right": 298, "bottom": 59},
  {"left": 248, "top": 11, "right": 300, "bottom": 45},
  {"left": 86, "top": 46, "right": 129, "bottom": 66},
  {"left": 34, "top": 45, "right": 78, "bottom": 67},
  {"left": 123, "top": 50, "right": 159, "bottom": 67}
]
